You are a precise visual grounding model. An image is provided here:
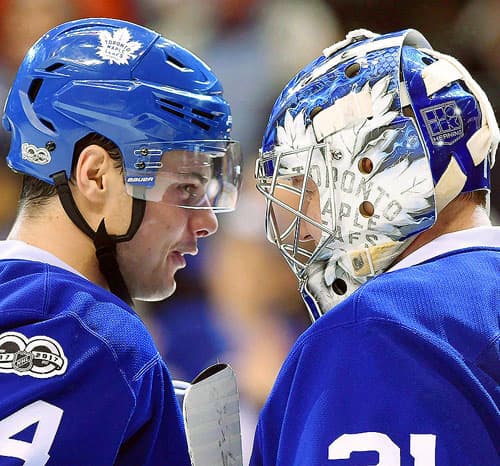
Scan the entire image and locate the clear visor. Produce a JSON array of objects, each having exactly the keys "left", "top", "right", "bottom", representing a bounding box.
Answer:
[{"left": 125, "top": 140, "right": 242, "bottom": 212}]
